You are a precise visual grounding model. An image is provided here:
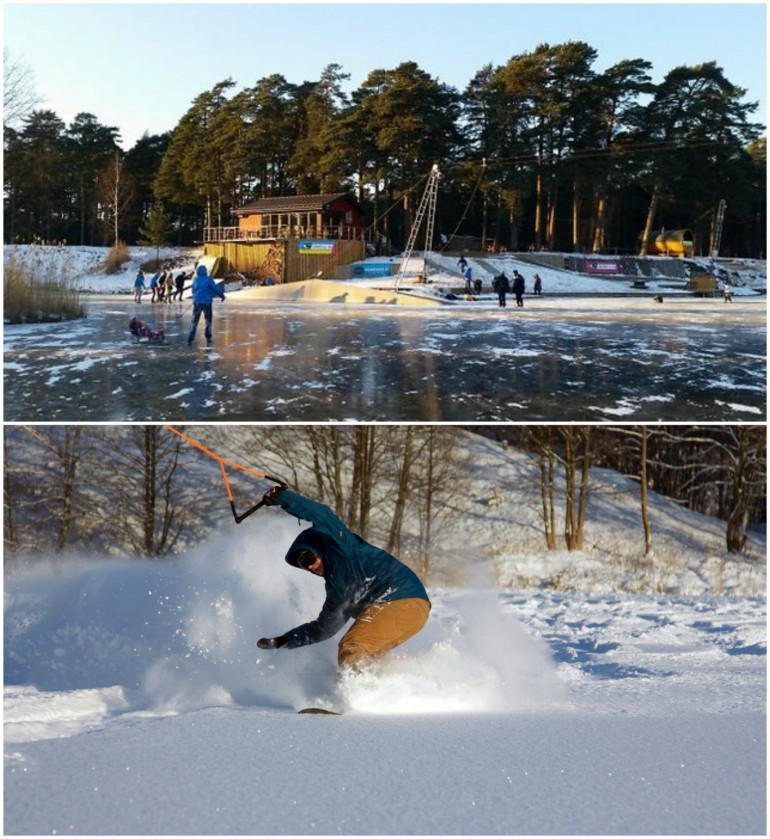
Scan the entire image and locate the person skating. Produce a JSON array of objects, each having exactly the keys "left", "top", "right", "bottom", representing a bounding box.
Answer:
[
  {"left": 463, "top": 265, "right": 473, "bottom": 294},
  {"left": 174, "top": 271, "right": 187, "bottom": 301},
  {"left": 149, "top": 271, "right": 159, "bottom": 302},
  {"left": 256, "top": 487, "right": 431, "bottom": 672},
  {"left": 164, "top": 272, "right": 175, "bottom": 304},
  {"left": 512, "top": 270, "right": 526, "bottom": 307},
  {"left": 458, "top": 254, "right": 468, "bottom": 272},
  {"left": 187, "top": 264, "right": 225, "bottom": 347},
  {"left": 157, "top": 270, "right": 167, "bottom": 302},
  {"left": 533, "top": 274, "right": 542, "bottom": 295},
  {"left": 492, "top": 272, "right": 510, "bottom": 307},
  {"left": 133, "top": 270, "right": 145, "bottom": 303},
  {"left": 723, "top": 282, "right": 733, "bottom": 302}
]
